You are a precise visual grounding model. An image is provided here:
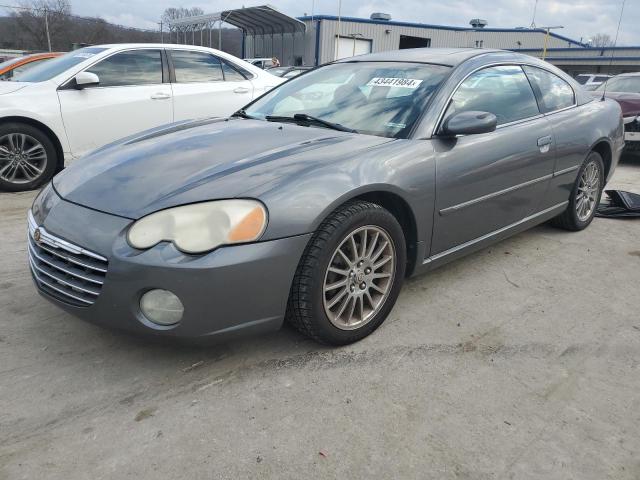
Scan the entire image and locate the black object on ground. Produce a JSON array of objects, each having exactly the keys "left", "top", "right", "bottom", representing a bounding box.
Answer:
[{"left": 596, "top": 190, "right": 640, "bottom": 218}]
